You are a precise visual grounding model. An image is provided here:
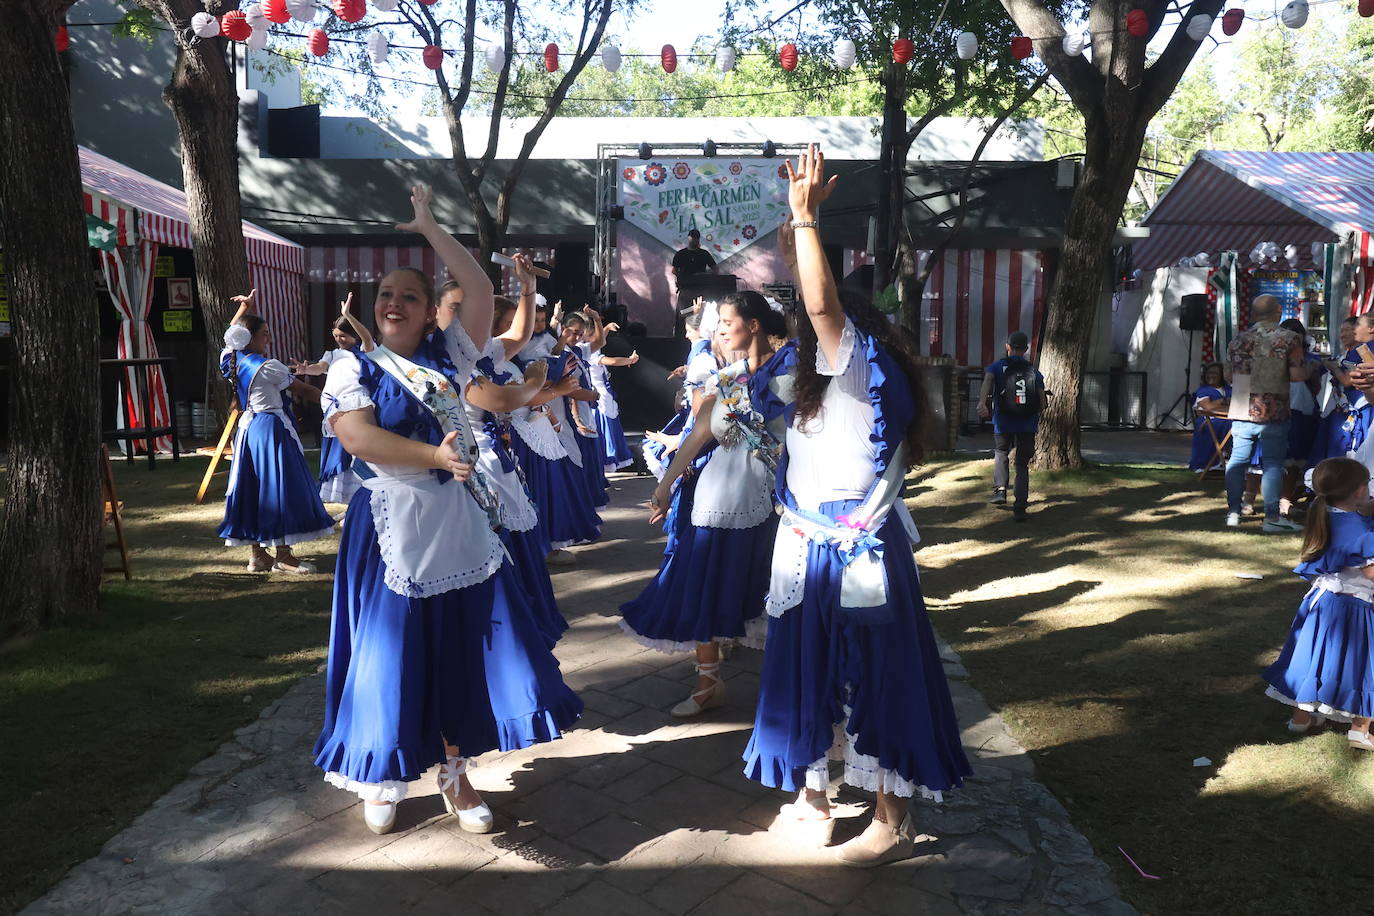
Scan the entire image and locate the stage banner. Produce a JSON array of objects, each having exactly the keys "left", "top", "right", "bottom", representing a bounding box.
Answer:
[{"left": 617, "top": 157, "right": 791, "bottom": 259}]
